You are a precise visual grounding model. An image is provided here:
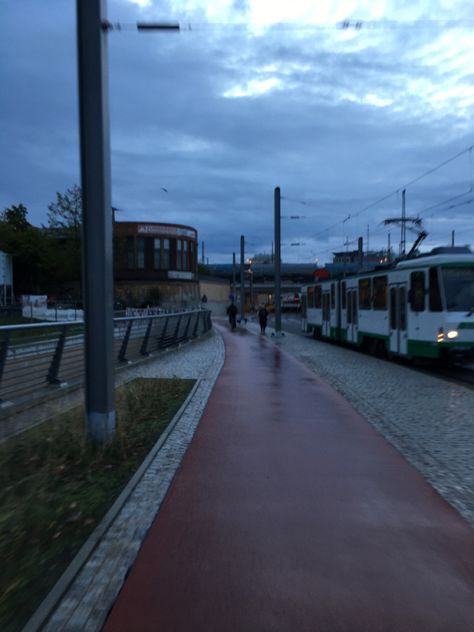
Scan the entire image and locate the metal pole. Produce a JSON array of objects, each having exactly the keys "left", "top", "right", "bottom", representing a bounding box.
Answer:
[
  {"left": 232, "top": 252, "right": 236, "bottom": 299},
  {"left": 249, "top": 266, "right": 253, "bottom": 311},
  {"left": 240, "top": 235, "right": 245, "bottom": 323},
  {"left": 451, "top": 230, "right": 455, "bottom": 247},
  {"left": 401, "top": 189, "right": 406, "bottom": 255},
  {"left": 77, "top": 0, "right": 115, "bottom": 443},
  {"left": 274, "top": 187, "right": 282, "bottom": 334}
]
